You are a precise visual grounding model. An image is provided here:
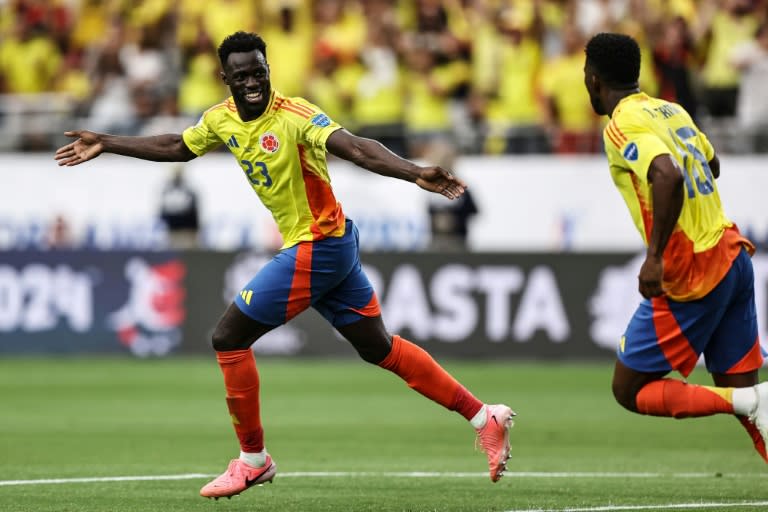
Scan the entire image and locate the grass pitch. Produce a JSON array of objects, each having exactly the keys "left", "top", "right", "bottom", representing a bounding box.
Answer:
[{"left": 0, "top": 357, "right": 765, "bottom": 512}]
